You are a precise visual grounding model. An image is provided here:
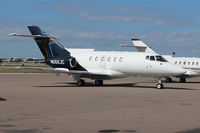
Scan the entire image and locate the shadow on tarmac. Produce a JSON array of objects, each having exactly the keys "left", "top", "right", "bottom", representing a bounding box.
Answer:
[
  {"left": 0, "top": 97, "right": 7, "bottom": 101},
  {"left": 34, "top": 82, "right": 196, "bottom": 90},
  {"left": 176, "top": 128, "right": 200, "bottom": 133},
  {"left": 35, "top": 82, "right": 136, "bottom": 88}
]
